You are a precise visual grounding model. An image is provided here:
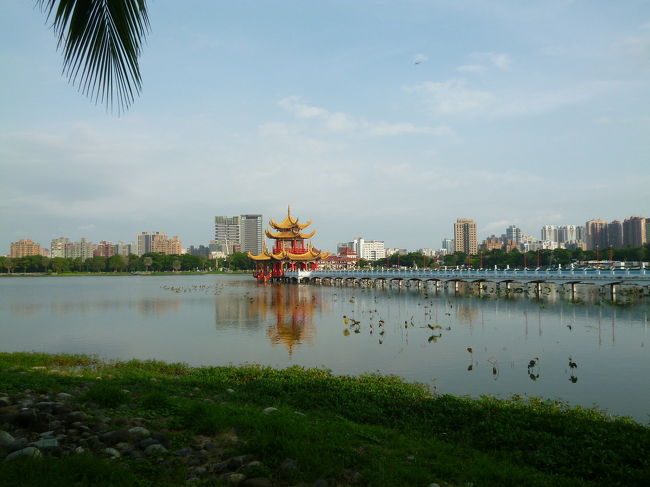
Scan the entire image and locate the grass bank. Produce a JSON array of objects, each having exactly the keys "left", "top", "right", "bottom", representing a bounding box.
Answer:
[{"left": 0, "top": 352, "right": 648, "bottom": 486}]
